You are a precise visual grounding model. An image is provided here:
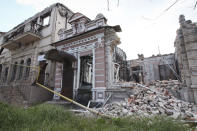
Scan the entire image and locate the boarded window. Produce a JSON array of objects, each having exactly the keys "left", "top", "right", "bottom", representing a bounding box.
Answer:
[
  {"left": 18, "top": 60, "right": 24, "bottom": 80},
  {"left": 11, "top": 62, "right": 17, "bottom": 81}
]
